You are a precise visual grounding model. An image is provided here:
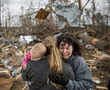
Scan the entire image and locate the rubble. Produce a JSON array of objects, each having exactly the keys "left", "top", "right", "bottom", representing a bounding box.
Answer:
[
  {"left": 85, "top": 44, "right": 95, "bottom": 50},
  {"left": 0, "top": 68, "right": 13, "bottom": 90},
  {"left": 18, "top": 35, "right": 38, "bottom": 45},
  {"left": 0, "top": 25, "right": 110, "bottom": 90},
  {"left": 96, "top": 86, "right": 107, "bottom": 90},
  {"left": 93, "top": 77, "right": 101, "bottom": 84}
]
